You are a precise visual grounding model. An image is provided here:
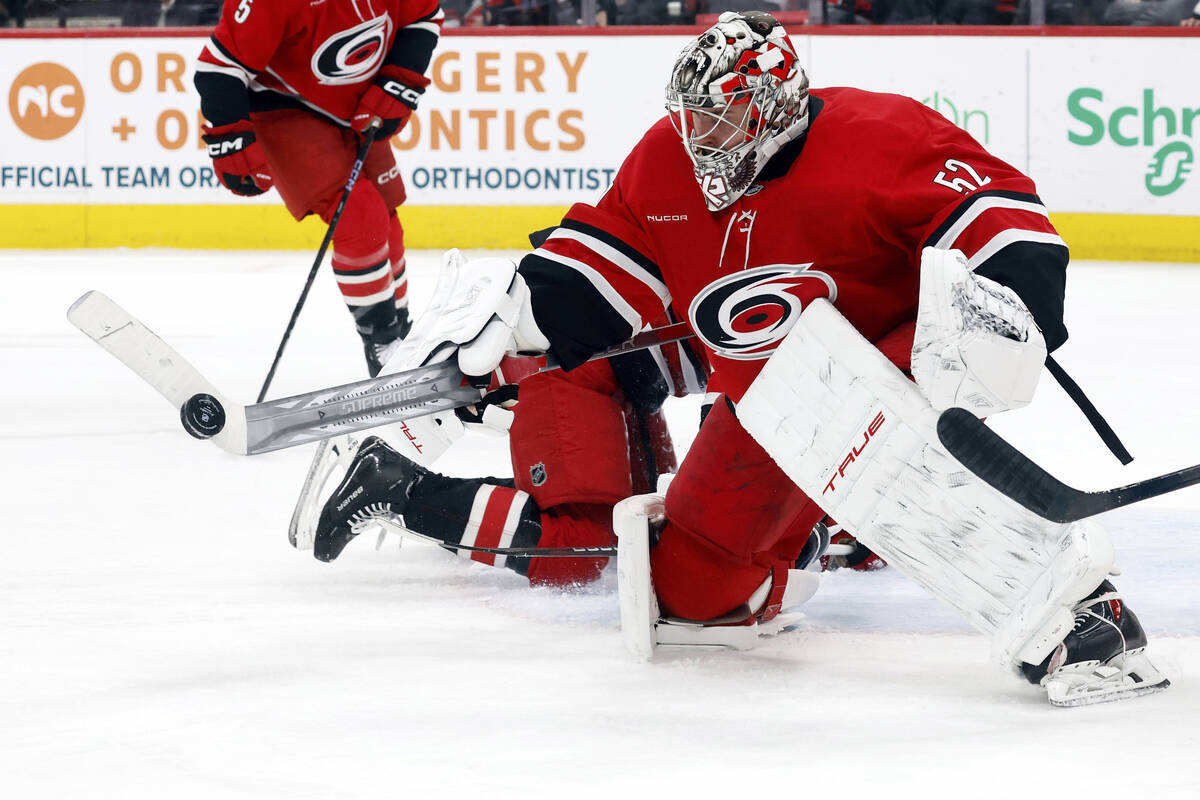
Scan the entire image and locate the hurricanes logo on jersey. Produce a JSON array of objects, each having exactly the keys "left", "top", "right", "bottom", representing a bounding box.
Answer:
[
  {"left": 688, "top": 265, "right": 837, "bottom": 360},
  {"left": 311, "top": 16, "right": 392, "bottom": 85}
]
